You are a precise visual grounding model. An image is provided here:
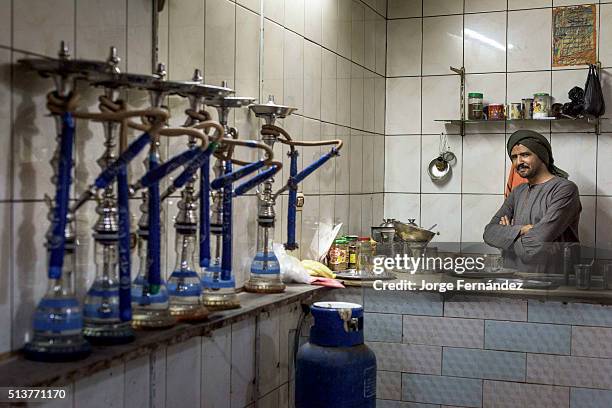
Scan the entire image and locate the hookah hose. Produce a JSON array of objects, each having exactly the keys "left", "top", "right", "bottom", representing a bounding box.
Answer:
[
  {"left": 286, "top": 150, "right": 299, "bottom": 250},
  {"left": 147, "top": 147, "right": 162, "bottom": 289},
  {"left": 221, "top": 159, "right": 232, "bottom": 281},
  {"left": 117, "top": 164, "right": 132, "bottom": 322},
  {"left": 47, "top": 112, "right": 75, "bottom": 280},
  {"left": 199, "top": 151, "right": 211, "bottom": 269},
  {"left": 262, "top": 124, "right": 343, "bottom": 251}
]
